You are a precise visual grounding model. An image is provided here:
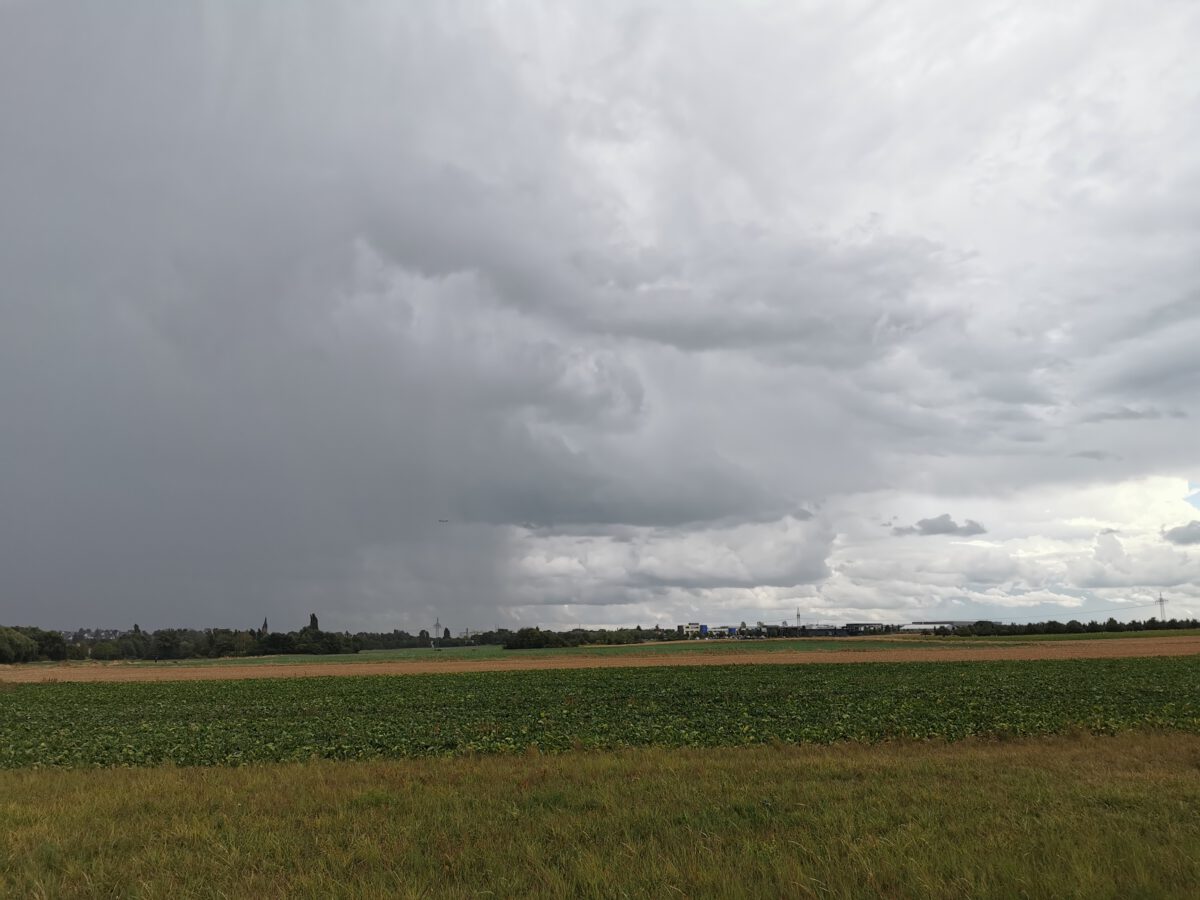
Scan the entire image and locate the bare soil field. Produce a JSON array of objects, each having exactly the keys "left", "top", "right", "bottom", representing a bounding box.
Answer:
[{"left": 3, "top": 633, "right": 1200, "bottom": 683}]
